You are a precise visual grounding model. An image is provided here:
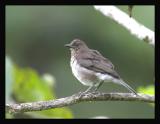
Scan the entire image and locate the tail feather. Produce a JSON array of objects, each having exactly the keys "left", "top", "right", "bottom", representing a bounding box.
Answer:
[{"left": 119, "top": 80, "right": 137, "bottom": 95}]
